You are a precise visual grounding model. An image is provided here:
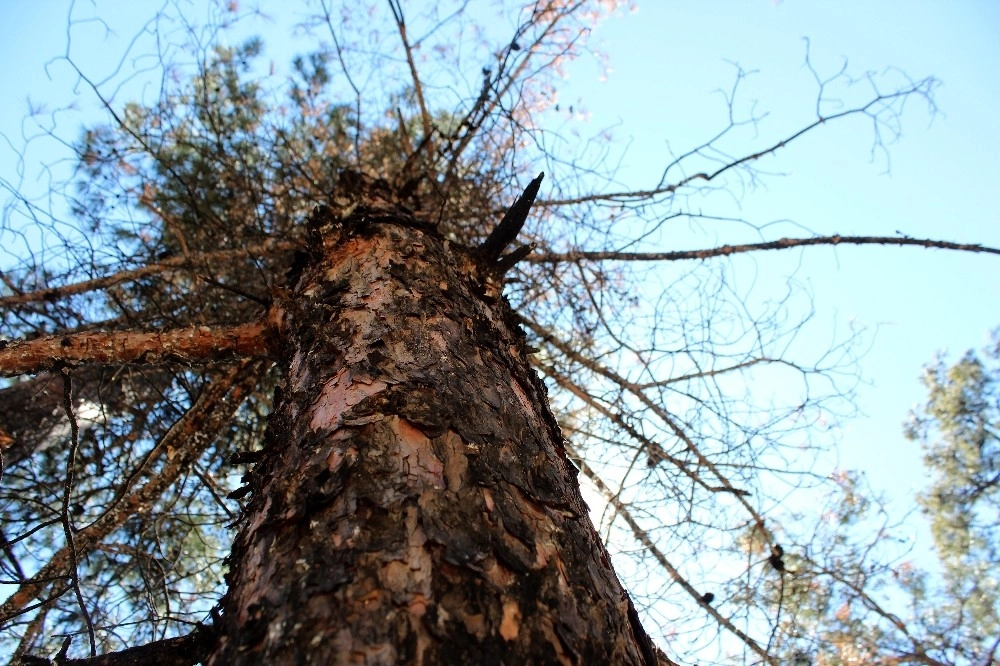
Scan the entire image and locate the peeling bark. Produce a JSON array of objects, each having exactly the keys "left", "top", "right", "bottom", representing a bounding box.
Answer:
[{"left": 209, "top": 206, "right": 663, "bottom": 665}]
